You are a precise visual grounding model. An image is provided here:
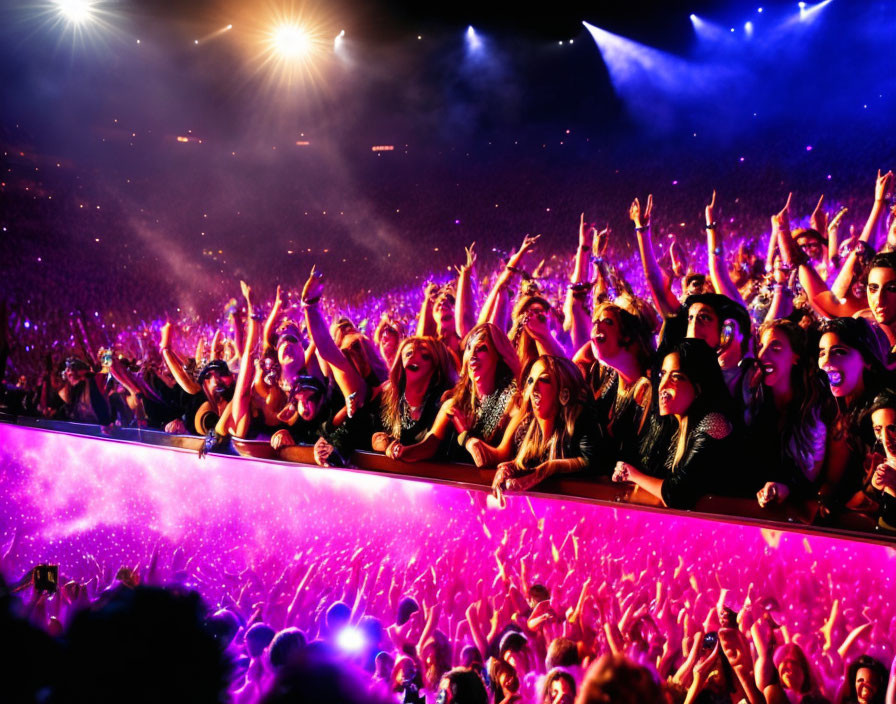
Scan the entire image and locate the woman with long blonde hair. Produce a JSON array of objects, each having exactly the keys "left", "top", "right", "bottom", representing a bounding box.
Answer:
[
  {"left": 371, "top": 336, "right": 457, "bottom": 459},
  {"left": 491, "top": 355, "right": 598, "bottom": 504},
  {"left": 385, "top": 323, "right": 521, "bottom": 465}
]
